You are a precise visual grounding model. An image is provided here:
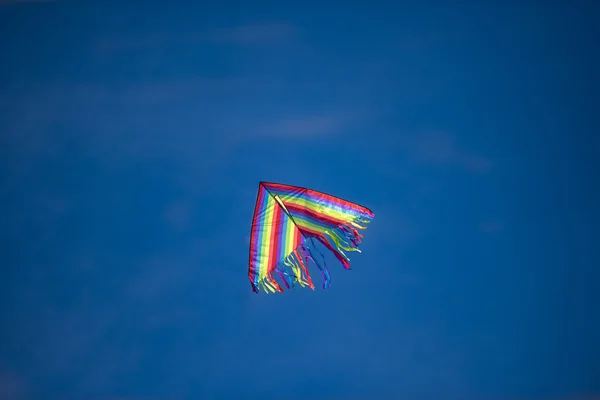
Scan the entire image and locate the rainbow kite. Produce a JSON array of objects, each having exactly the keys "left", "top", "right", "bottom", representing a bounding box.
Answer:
[{"left": 248, "top": 181, "right": 374, "bottom": 293}]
